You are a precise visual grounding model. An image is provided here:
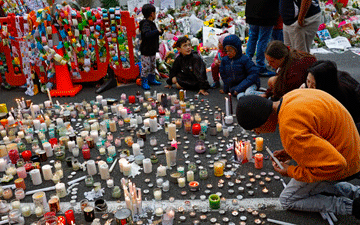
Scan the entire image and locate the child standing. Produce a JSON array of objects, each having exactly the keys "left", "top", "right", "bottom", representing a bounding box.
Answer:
[
  {"left": 165, "top": 36, "right": 210, "bottom": 95},
  {"left": 139, "top": 4, "right": 163, "bottom": 90},
  {"left": 220, "top": 34, "right": 262, "bottom": 99},
  {"left": 210, "top": 33, "right": 230, "bottom": 89}
]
